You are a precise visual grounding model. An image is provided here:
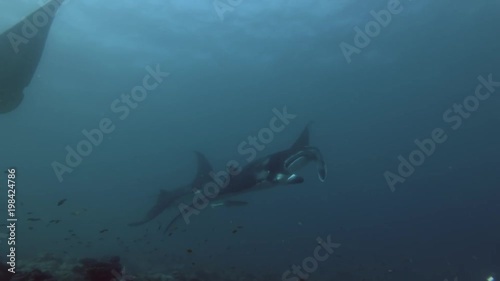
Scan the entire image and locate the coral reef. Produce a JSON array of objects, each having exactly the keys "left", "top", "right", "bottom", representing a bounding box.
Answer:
[
  {"left": 4, "top": 254, "right": 281, "bottom": 281},
  {"left": 72, "top": 256, "right": 123, "bottom": 281},
  {"left": 1, "top": 262, "right": 14, "bottom": 281},
  {"left": 17, "top": 253, "right": 76, "bottom": 281},
  {"left": 9, "top": 269, "right": 57, "bottom": 281}
]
